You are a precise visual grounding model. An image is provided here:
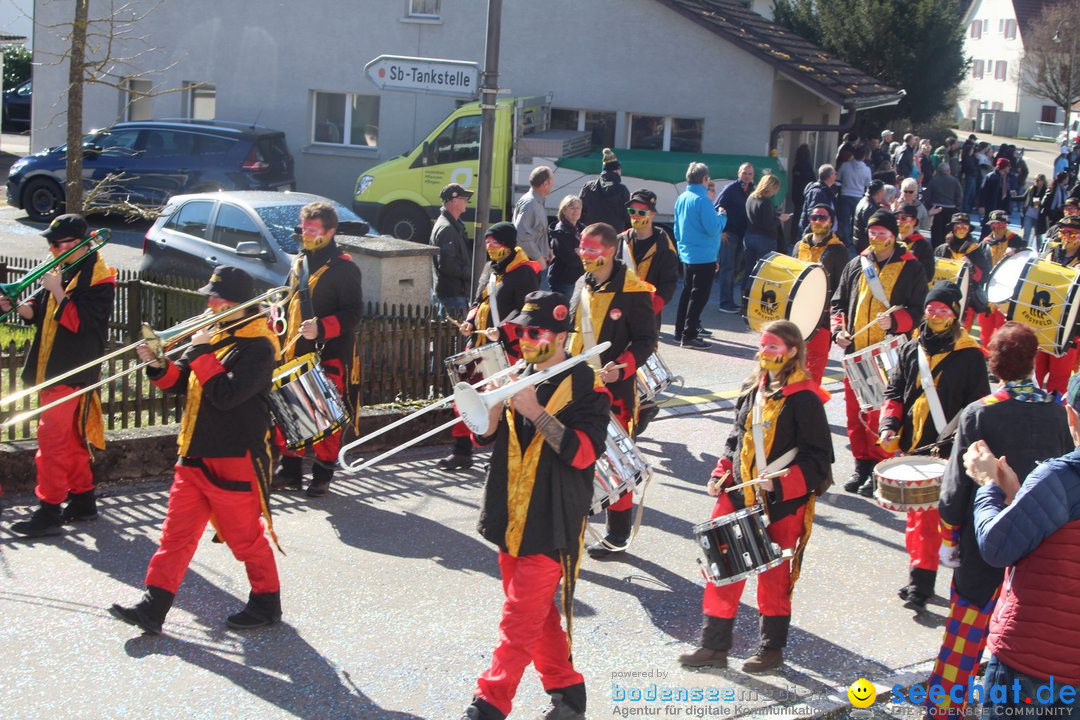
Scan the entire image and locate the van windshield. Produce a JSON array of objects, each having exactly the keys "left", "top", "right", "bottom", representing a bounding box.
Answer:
[{"left": 254, "top": 202, "right": 363, "bottom": 254}]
